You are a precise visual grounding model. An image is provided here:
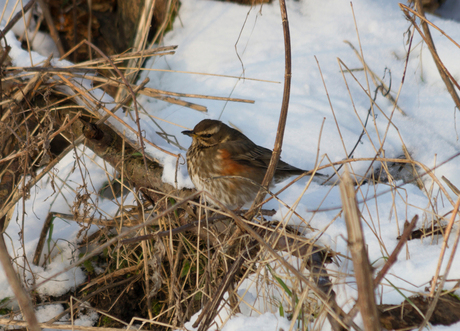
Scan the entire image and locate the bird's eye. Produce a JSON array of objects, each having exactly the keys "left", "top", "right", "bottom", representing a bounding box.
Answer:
[{"left": 201, "top": 134, "right": 212, "bottom": 138}]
